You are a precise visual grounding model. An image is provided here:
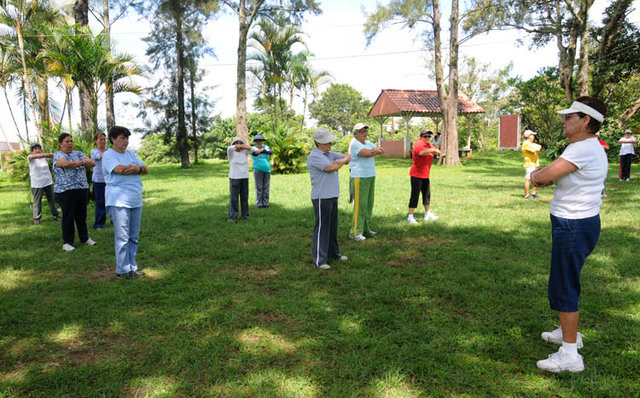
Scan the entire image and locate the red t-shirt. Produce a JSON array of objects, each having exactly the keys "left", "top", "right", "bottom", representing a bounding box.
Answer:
[{"left": 410, "top": 139, "right": 435, "bottom": 179}]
